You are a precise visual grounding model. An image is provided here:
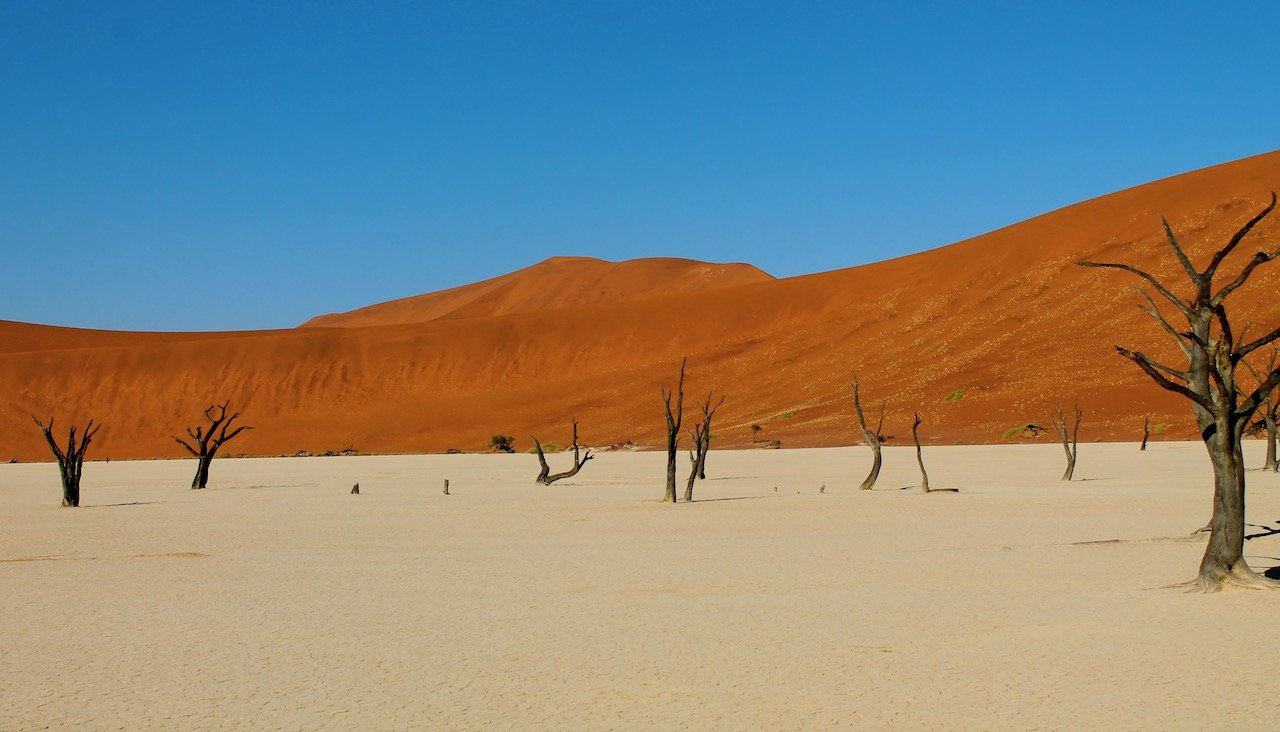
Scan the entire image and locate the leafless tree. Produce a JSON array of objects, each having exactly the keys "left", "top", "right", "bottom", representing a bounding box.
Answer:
[
  {"left": 1243, "top": 349, "right": 1279, "bottom": 472},
  {"left": 531, "top": 419, "right": 594, "bottom": 485},
  {"left": 32, "top": 416, "right": 100, "bottom": 507},
  {"left": 1140, "top": 416, "right": 1151, "bottom": 451},
  {"left": 683, "top": 392, "right": 724, "bottom": 501},
  {"left": 1052, "top": 403, "right": 1083, "bottom": 480},
  {"left": 174, "top": 401, "right": 251, "bottom": 490},
  {"left": 660, "top": 358, "right": 687, "bottom": 503},
  {"left": 1078, "top": 191, "right": 1280, "bottom": 591},
  {"left": 911, "top": 412, "right": 930, "bottom": 493},
  {"left": 852, "top": 378, "right": 889, "bottom": 490}
]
